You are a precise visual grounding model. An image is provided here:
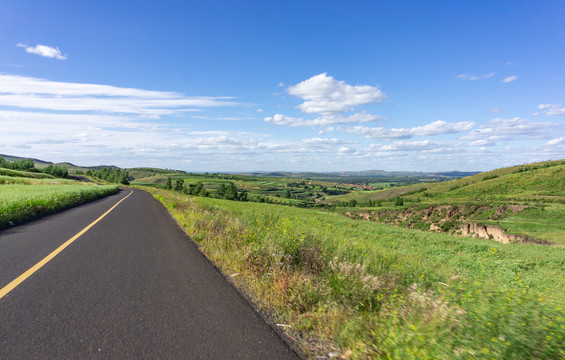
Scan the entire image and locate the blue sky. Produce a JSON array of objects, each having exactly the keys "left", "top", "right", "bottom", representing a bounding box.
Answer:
[{"left": 1, "top": 0, "right": 564, "bottom": 172}]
